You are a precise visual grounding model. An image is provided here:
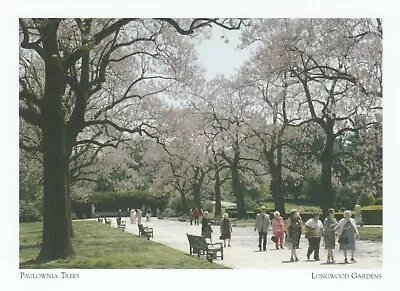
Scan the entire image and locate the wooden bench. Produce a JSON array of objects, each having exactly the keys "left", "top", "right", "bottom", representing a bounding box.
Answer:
[
  {"left": 117, "top": 219, "right": 126, "bottom": 231},
  {"left": 186, "top": 233, "right": 223, "bottom": 263},
  {"left": 138, "top": 224, "right": 153, "bottom": 240},
  {"left": 104, "top": 218, "right": 111, "bottom": 226}
]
